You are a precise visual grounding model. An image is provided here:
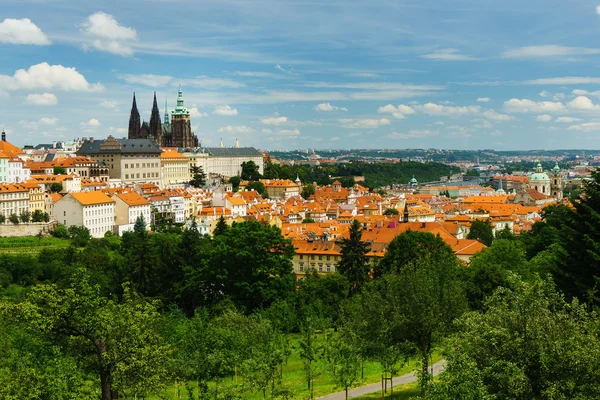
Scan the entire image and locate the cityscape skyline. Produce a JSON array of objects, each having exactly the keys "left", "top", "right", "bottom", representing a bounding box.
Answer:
[{"left": 4, "top": 1, "right": 600, "bottom": 150}]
